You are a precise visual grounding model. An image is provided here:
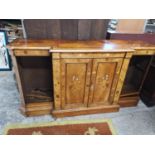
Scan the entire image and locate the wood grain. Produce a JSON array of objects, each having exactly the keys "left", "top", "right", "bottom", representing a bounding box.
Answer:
[
  {"left": 61, "top": 58, "right": 92, "bottom": 109},
  {"left": 11, "top": 50, "right": 26, "bottom": 107},
  {"left": 52, "top": 53, "right": 61, "bottom": 110},
  {"left": 9, "top": 39, "right": 155, "bottom": 117},
  {"left": 113, "top": 58, "right": 130, "bottom": 104},
  {"left": 52, "top": 105, "right": 120, "bottom": 118},
  {"left": 25, "top": 102, "right": 53, "bottom": 116},
  {"left": 88, "top": 58, "right": 123, "bottom": 107},
  {"left": 59, "top": 53, "right": 125, "bottom": 58},
  {"left": 14, "top": 49, "right": 49, "bottom": 56},
  {"left": 9, "top": 39, "right": 155, "bottom": 52},
  {"left": 119, "top": 96, "right": 139, "bottom": 107}
]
